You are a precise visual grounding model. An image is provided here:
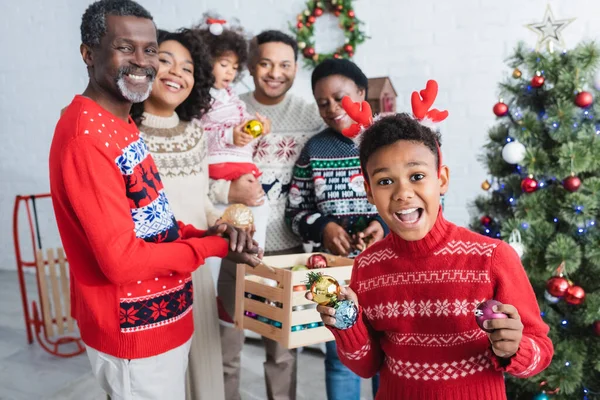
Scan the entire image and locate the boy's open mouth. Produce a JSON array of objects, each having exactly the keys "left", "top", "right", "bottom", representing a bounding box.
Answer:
[{"left": 394, "top": 208, "right": 424, "bottom": 225}]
